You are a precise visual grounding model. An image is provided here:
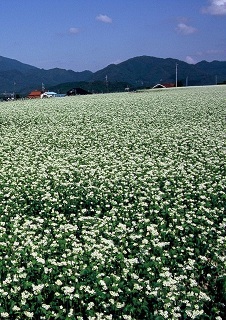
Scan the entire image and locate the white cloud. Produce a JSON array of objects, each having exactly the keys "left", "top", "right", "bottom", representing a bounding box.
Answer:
[
  {"left": 202, "top": 0, "right": 226, "bottom": 15},
  {"left": 96, "top": 14, "right": 112, "bottom": 23},
  {"left": 176, "top": 23, "right": 197, "bottom": 35},
  {"left": 185, "top": 56, "right": 196, "bottom": 64},
  {"left": 69, "top": 28, "right": 79, "bottom": 34}
]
